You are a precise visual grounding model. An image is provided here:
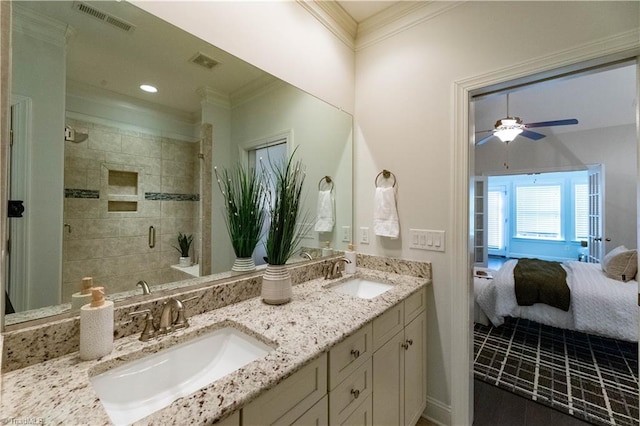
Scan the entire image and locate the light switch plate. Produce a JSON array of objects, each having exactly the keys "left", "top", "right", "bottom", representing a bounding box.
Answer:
[
  {"left": 342, "top": 226, "right": 351, "bottom": 242},
  {"left": 409, "top": 229, "right": 445, "bottom": 252},
  {"left": 360, "top": 227, "right": 370, "bottom": 244}
]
